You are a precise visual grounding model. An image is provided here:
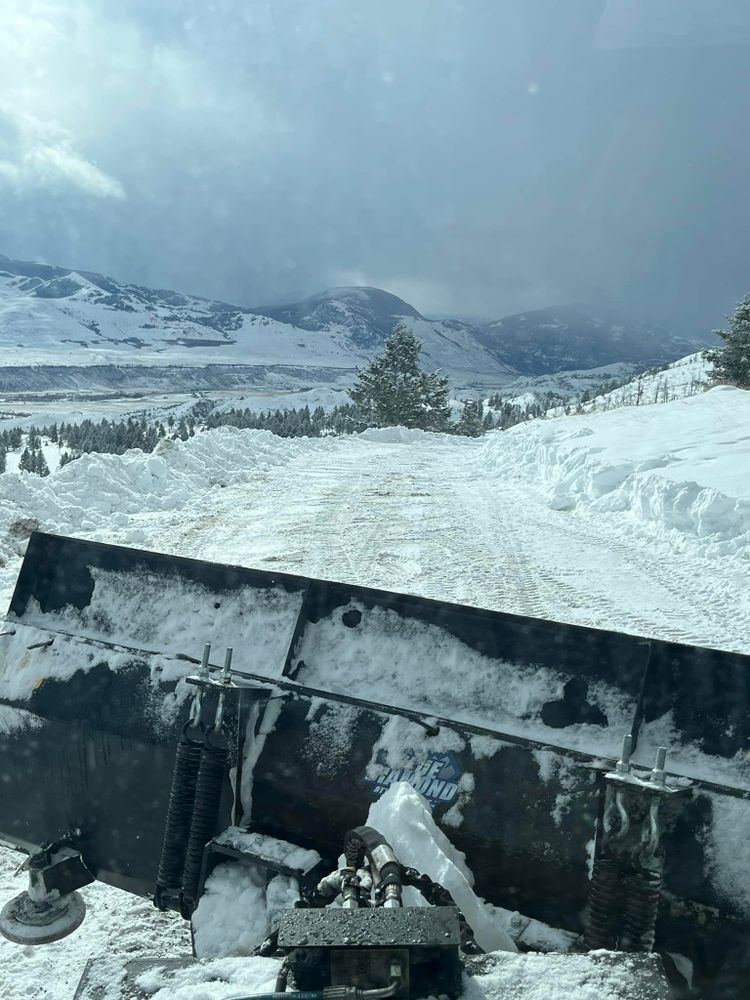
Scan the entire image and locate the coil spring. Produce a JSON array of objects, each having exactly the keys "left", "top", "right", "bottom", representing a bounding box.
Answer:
[
  {"left": 180, "top": 742, "right": 229, "bottom": 914},
  {"left": 154, "top": 736, "right": 203, "bottom": 908},
  {"left": 620, "top": 869, "right": 662, "bottom": 953},
  {"left": 583, "top": 855, "right": 623, "bottom": 951}
]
